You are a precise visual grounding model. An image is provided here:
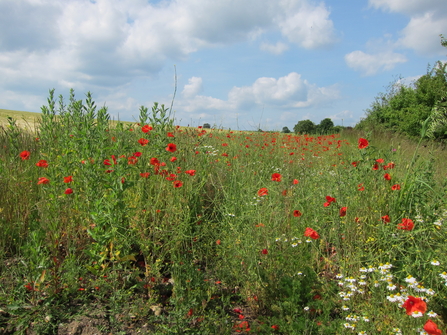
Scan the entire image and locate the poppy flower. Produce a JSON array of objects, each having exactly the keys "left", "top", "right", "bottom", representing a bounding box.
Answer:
[
  {"left": 37, "top": 177, "right": 50, "bottom": 185},
  {"left": 397, "top": 218, "right": 414, "bottom": 231},
  {"left": 372, "top": 163, "right": 379, "bottom": 170},
  {"left": 423, "top": 320, "right": 442, "bottom": 335},
  {"left": 138, "top": 138, "right": 149, "bottom": 146},
  {"left": 20, "top": 151, "right": 31, "bottom": 160},
  {"left": 381, "top": 215, "right": 390, "bottom": 223},
  {"left": 35, "top": 159, "right": 48, "bottom": 168},
  {"left": 351, "top": 161, "right": 359, "bottom": 167},
  {"left": 357, "top": 183, "right": 365, "bottom": 191},
  {"left": 173, "top": 180, "right": 183, "bottom": 188},
  {"left": 271, "top": 325, "right": 279, "bottom": 330},
  {"left": 64, "top": 188, "right": 73, "bottom": 194},
  {"left": 339, "top": 207, "right": 347, "bottom": 217},
  {"left": 391, "top": 184, "right": 401, "bottom": 190},
  {"left": 167, "top": 132, "right": 174, "bottom": 137},
  {"left": 383, "top": 162, "right": 395, "bottom": 170},
  {"left": 293, "top": 179, "right": 299, "bottom": 184},
  {"left": 128, "top": 156, "right": 138, "bottom": 165},
  {"left": 384, "top": 173, "right": 391, "bottom": 180},
  {"left": 323, "top": 195, "right": 336, "bottom": 207},
  {"left": 141, "top": 125, "right": 152, "bottom": 133},
  {"left": 293, "top": 210, "right": 302, "bottom": 217},
  {"left": 64, "top": 176, "right": 73, "bottom": 183},
  {"left": 150, "top": 157, "right": 160, "bottom": 166},
  {"left": 304, "top": 227, "right": 320, "bottom": 240},
  {"left": 402, "top": 296, "right": 426, "bottom": 316},
  {"left": 358, "top": 138, "right": 369, "bottom": 149},
  {"left": 258, "top": 188, "right": 268, "bottom": 197},
  {"left": 170, "top": 156, "right": 177, "bottom": 162},
  {"left": 140, "top": 172, "right": 150, "bottom": 178},
  {"left": 166, "top": 143, "right": 177, "bottom": 152},
  {"left": 271, "top": 173, "right": 282, "bottom": 182},
  {"left": 133, "top": 151, "right": 142, "bottom": 157},
  {"left": 185, "top": 170, "right": 196, "bottom": 176},
  {"left": 376, "top": 158, "right": 384, "bottom": 163},
  {"left": 261, "top": 249, "right": 268, "bottom": 255}
]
